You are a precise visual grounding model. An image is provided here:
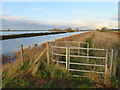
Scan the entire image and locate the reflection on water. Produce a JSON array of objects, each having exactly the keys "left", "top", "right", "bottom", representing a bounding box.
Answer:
[{"left": 1, "top": 31, "right": 88, "bottom": 54}]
